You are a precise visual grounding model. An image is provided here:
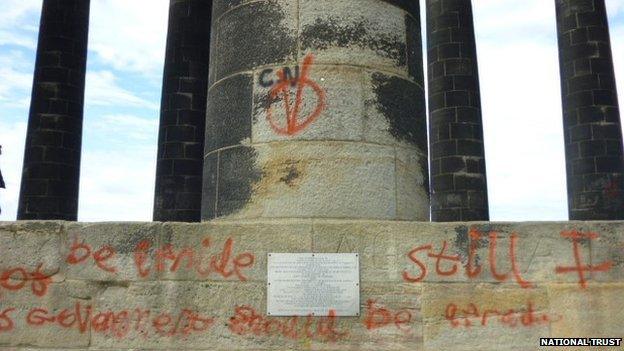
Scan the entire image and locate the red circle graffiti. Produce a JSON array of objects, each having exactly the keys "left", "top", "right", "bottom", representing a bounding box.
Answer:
[{"left": 266, "top": 54, "right": 326, "bottom": 136}]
